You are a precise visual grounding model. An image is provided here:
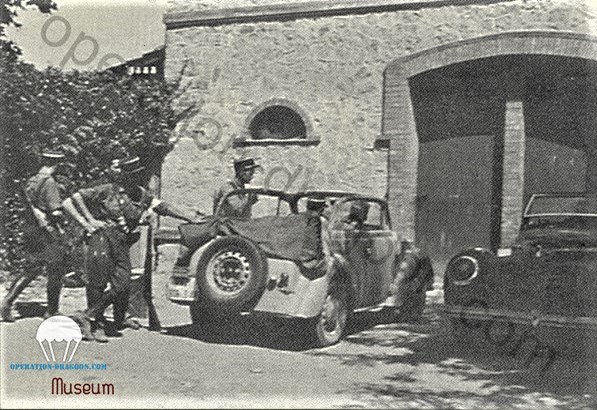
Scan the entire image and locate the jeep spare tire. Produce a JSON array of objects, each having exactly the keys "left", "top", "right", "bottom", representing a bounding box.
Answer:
[{"left": 195, "top": 235, "right": 268, "bottom": 313}]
